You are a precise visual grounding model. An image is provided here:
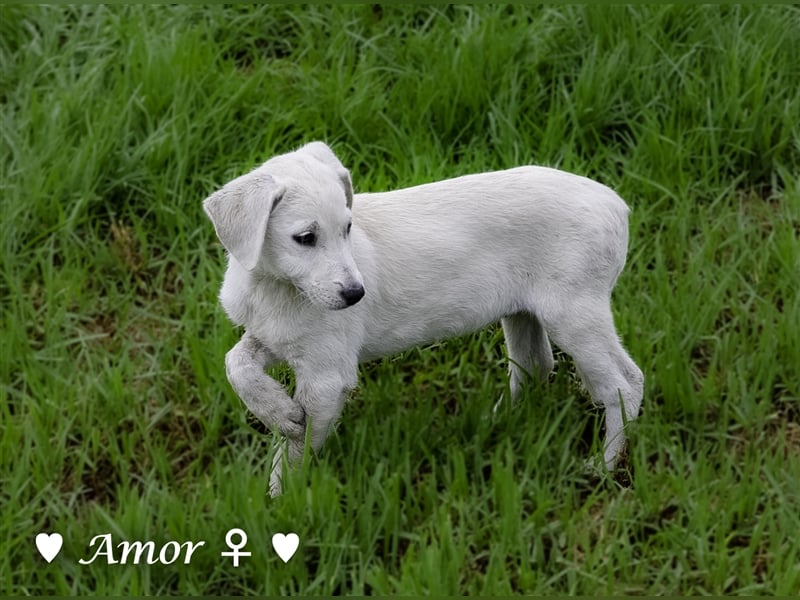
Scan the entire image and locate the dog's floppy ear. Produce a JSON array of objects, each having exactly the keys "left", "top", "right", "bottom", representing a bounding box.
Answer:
[
  {"left": 203, "top": 173, "right": 284, "bottom": 271},
  {"left": 300, "top": 141, "right": 354, "bottom": 208}
]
